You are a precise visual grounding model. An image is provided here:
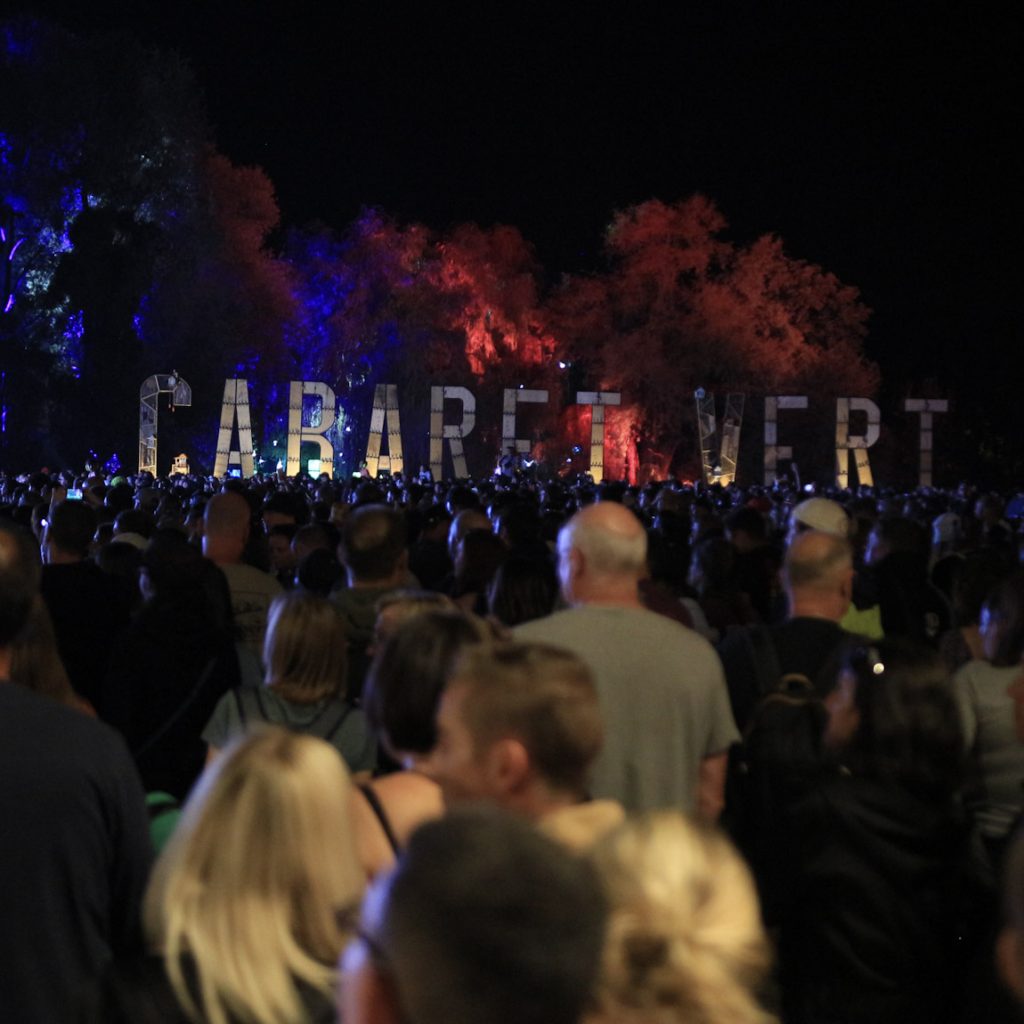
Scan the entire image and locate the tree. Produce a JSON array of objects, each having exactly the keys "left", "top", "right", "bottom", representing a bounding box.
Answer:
[
  {"left": 283, "top": 213, "right": 559, "bottom": 475},
  {"left": 1, "top": 17, "right": 208, "bottom": 462},
  {"left": 136, "top": 151, "right": 297, "bottom": 469},
  {"left": 550, "top": 196, "right": 877, "bottom": 480}
]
